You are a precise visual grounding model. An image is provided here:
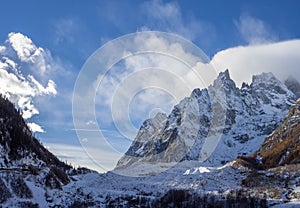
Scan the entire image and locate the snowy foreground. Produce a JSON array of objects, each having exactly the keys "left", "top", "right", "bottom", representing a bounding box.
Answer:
[{"left": 2, "top": 160, "right": 300, "bottom": 207}]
